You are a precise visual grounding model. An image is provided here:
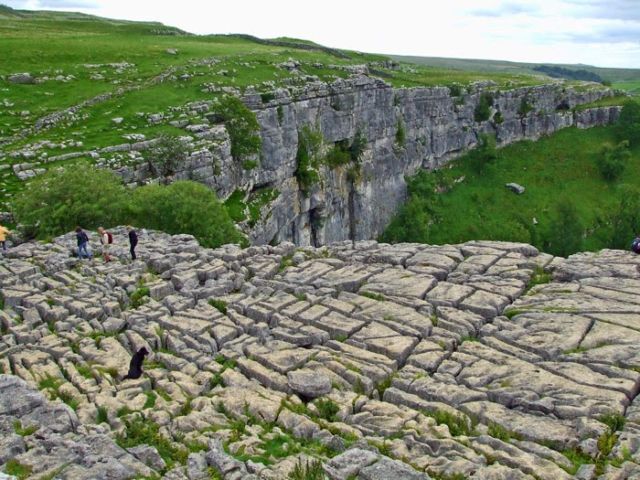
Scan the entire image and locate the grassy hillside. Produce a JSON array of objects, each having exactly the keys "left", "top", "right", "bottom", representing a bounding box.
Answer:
[
  {"left": 382, "top": 120, "right": 640, "bottom": 256},
  {"left": 392, "top": 55, "right": 640, "bottom": 94},
  {"left": 0, "top": 5, "right": 558, "bottom": 211}
]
